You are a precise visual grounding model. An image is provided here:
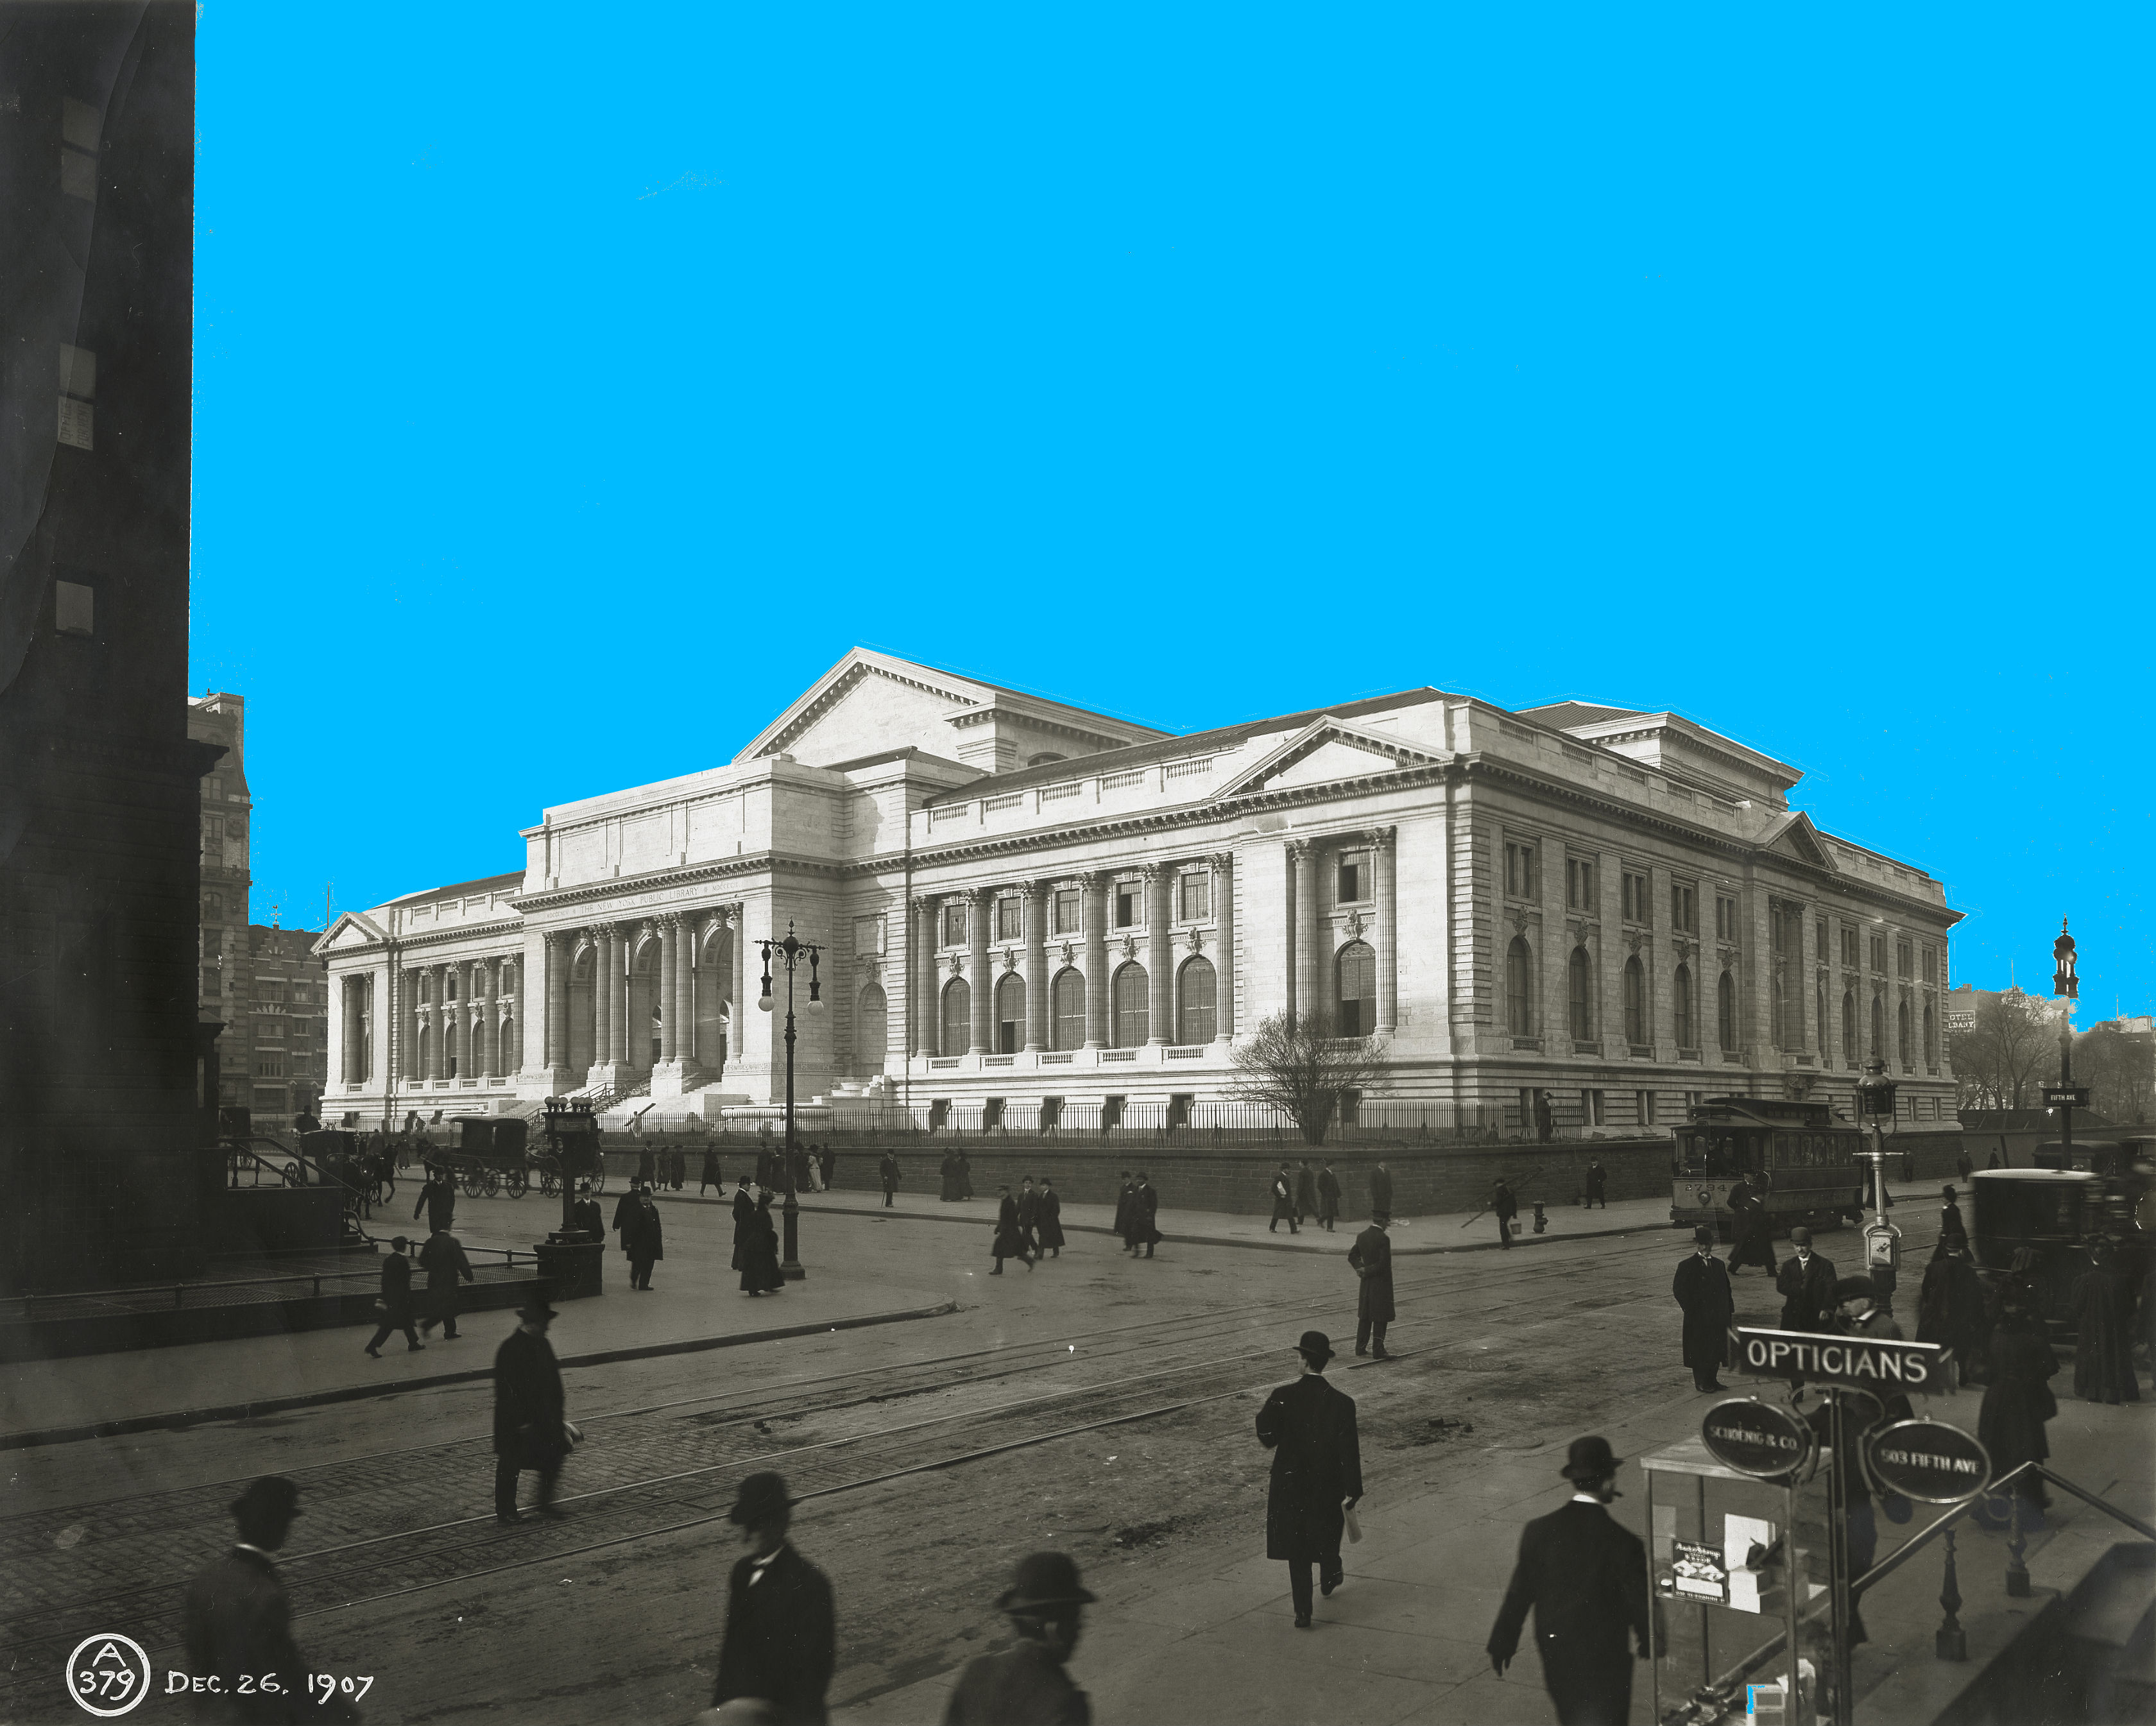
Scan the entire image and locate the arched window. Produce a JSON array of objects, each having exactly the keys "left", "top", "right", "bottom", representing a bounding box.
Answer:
[
  {"left": 941, "top": 977, "right": 971, "bottom": 1057},
  {"left": 1842, "top": 991, "right": 1857, "bottom": 1063},
  {"left": 1027, "top": 751, "right": 1065, "bottom": 767},
  {"left": 1622, "top": 956, "right": 1646, "bottom": 1047},
  {"left": 1111, "top": 962, "right": 1148, "bottom": 1048},
  {"left": 499, "top": 1012, "right": 516, "bottom": 1074},
  {"left": 1897, "top": 999, "right": 1913, "bottom": 1068},
  {"left": 1337, "top": 941, "right": 1376, "bottom": 1037},
  {"left": 1178, "top": 956, "right": 1217, "bottom": 1045},
  {"left": 1673, "top": 963, "right": 1694, "bottom": 1050},
  {"left": 1051, "top": 968, "right": 1086, "bottom": 1050},
  {"left": 1568, "top": 948, "right": 1594, "bottom": 1043},
  {"left": 1506, "top": 937, "right": 1533, "bottom": 1037},
  {"left": 448, "top": 1017, "right": 461, "bottom": 1079},
  {"left": 856, "top": 984, "right": 887, "bottom": 1075},
  {"left": 1870, "top": 993, "right": 1885, "bottom": 1059},
  {"left": 416, "top": 1023, "right": 430, "bottom": 1077},
  {"left": 995, "top": 971, "right": 1026, "bottom": 1054},
  {"left": 1717, "top": 970, "right": 1737, "bottom": 1052}
]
